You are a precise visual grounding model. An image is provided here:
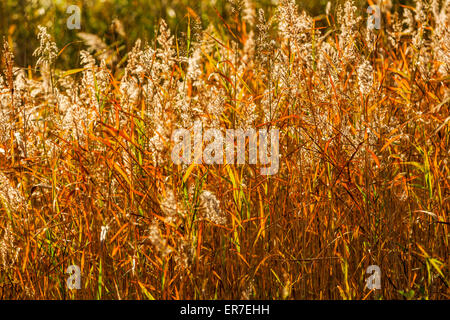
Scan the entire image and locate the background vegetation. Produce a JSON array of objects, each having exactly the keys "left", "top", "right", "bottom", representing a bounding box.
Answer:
[{"left": 1, "top": 0, "right": 414, "bottom": 68}]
